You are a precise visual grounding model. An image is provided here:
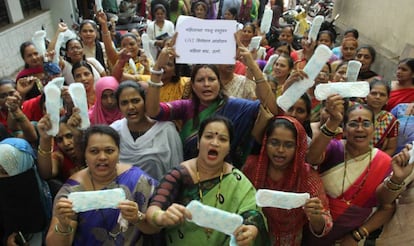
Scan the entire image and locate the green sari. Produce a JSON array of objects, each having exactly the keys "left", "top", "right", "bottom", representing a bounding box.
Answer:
[{"left": 164, "top": 168, "right": 269, "bottom": 246}]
